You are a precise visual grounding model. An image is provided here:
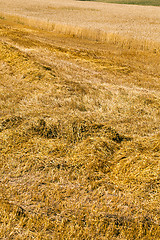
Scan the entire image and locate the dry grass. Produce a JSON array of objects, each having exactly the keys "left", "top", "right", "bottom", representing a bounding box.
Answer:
[
  {"left": 0, "top": 3, "right": 160, "bottom": 240},
  {"left": 0, "top": 0, "right": 160, "bottom": 43},
  {"left": 1, "top": 12, "right": 160, "bottom": 54}
]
